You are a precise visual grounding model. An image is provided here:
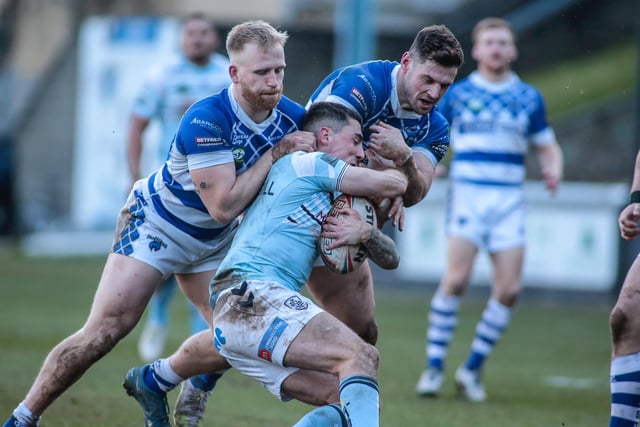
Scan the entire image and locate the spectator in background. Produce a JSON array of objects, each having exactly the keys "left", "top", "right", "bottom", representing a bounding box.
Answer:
[
  {"left": 415, "top": 17, "right": 563, "bottom": 402},
  {"left": 127, "top": 12, "right": 229, "bottom": 364},
  {"left": 609, "top": 150, "right": 640, "bottom": 427}
]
